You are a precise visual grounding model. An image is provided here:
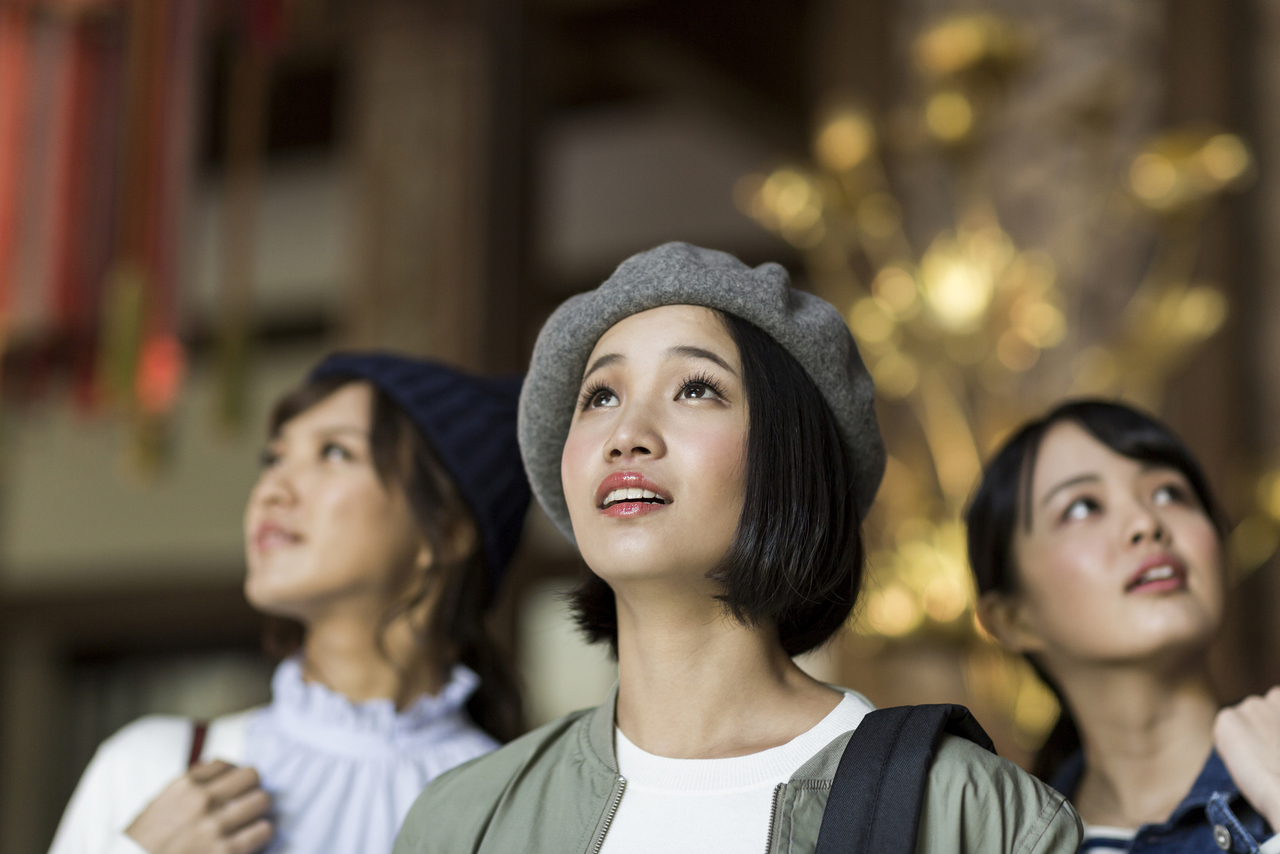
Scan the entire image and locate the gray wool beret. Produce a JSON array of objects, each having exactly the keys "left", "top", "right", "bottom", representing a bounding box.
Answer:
[{"left": 518, "top": 241, "right": 885, "bottom": 542}]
